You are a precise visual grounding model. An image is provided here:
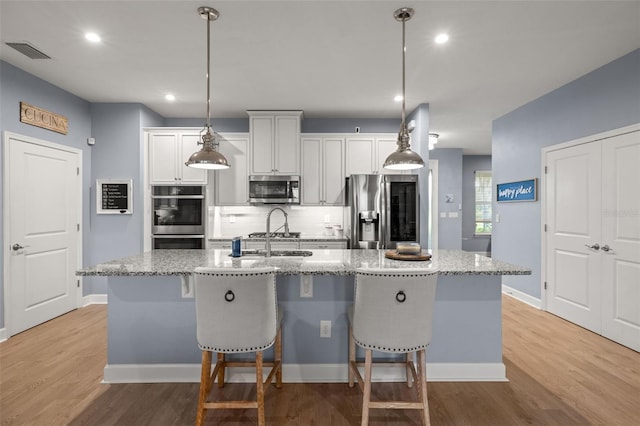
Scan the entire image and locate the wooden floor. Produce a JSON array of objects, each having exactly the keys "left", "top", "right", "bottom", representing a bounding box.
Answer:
[{"left": 1, "top": 296, "right": 638, "bottom": 425}]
